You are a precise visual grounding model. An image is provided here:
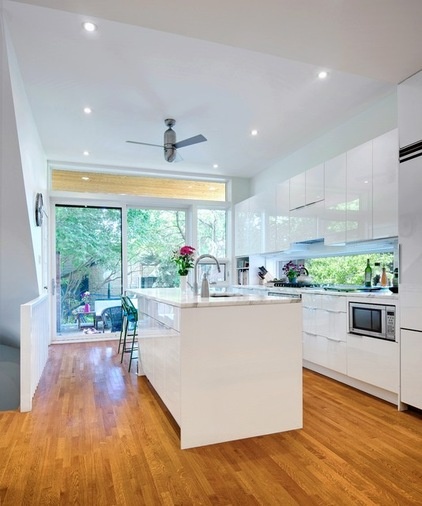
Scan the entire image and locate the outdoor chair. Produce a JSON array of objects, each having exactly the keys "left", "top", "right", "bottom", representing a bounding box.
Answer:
[{"left": 101, "top": 306, "right": 123, "bottom": 333}]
